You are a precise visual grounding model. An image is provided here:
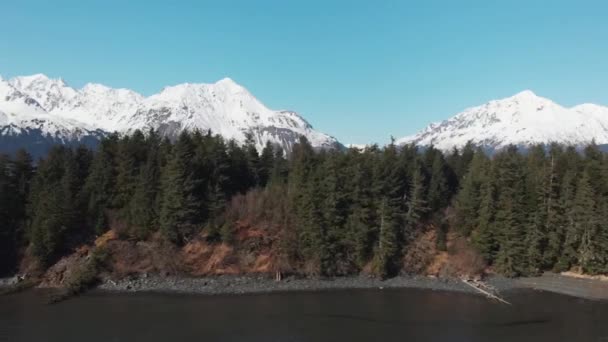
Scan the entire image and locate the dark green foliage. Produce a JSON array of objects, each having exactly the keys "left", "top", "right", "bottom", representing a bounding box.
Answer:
[
  {"left": 472, "top": 169, "right": 498, "bottom": 262},
  {"left": 159, "top": 132, "right": 201, "bottom": 244},
  {"left": 128, "top": 136, "right": 161, "bottom": 239},
  {"left": 453, "top": 150, "right": 488, "bottom": 236},
  {"left": 2, "top": 130, "right": 608, "bottom": 279},
  {"left": 83, "top": 136, "right": 118, "bottom": 235},
  {"left": 28, "top": 147, "right": 83, "bottom": 266}
]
